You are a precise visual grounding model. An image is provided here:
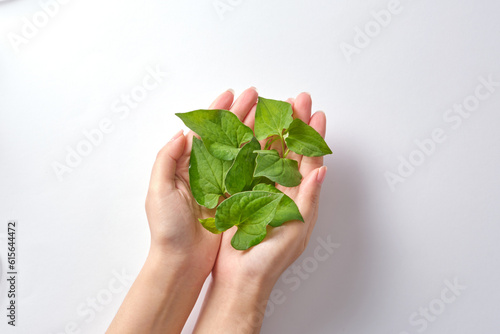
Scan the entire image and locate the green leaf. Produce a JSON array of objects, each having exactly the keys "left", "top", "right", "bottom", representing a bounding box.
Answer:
[
  {"left": 250, "top": 176, "right": 275, "bottom": 189},
  {"left": 254, "top": 97, "right": 294, "bottom": 141},
  {"left": 254, "top": 150, "right": 302, "bottom": 187},
  {"left": 284, "top": 119, "right": 332, "bottom": 157},
  {"left": 225, "top": 137, "right": 261, "bottom": 195},
  {"left": 215, "top": 191, "right": 283, "bottom": 250},
  {"left": 176, "top": 109, "right": 253, "bottom": 160},
  {"left": 189, "top": 137, "right": 232, "bottom": 209},
  {"left": 253, "top": 184, "right": 304, "bottom": 227},
  {"left": 198, "top": 217, "right": 221, "bottom": 234},
  {"left": 221, "top": 159, "right": 234, "bottom": 193},
  {"left": 231, "top": 227, "right": 266, "bottom": 251}
]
